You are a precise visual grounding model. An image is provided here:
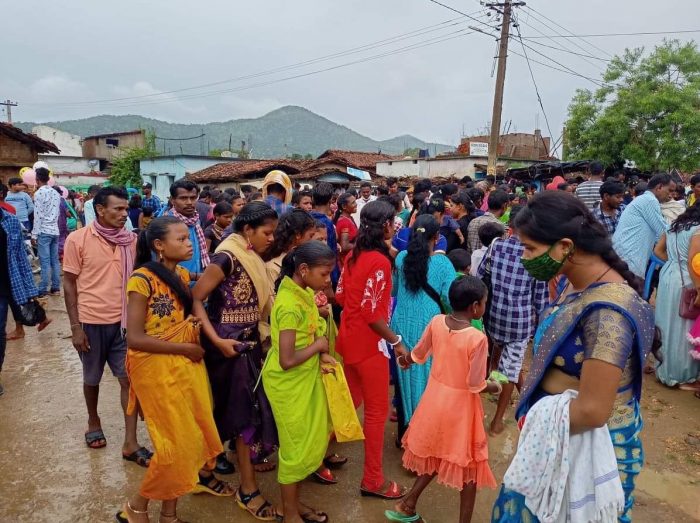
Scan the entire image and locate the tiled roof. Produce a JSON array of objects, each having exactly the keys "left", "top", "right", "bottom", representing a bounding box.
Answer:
[
  {"left": 187, "top": 150, "right": 397, "bottom": 183},
  {"left": 0, "top": 123, "right": 60, "bottom": 154}
]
